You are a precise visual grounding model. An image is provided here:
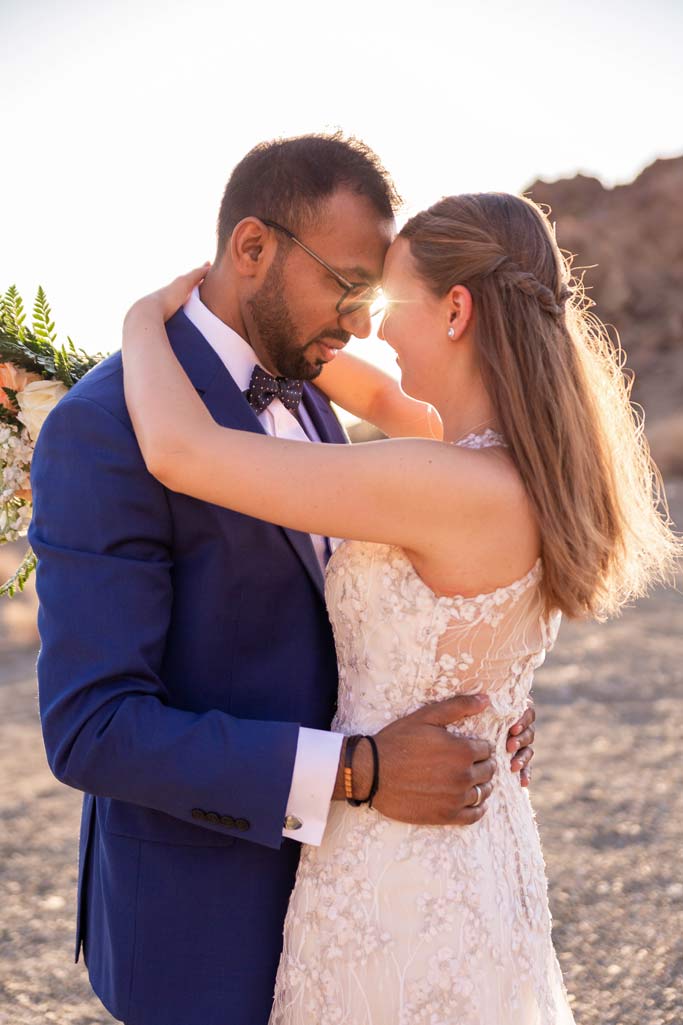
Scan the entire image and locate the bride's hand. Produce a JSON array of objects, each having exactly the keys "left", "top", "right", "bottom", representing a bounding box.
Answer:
[{"left": 125, "top": 263, "right": 211, "bottom": 325}]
